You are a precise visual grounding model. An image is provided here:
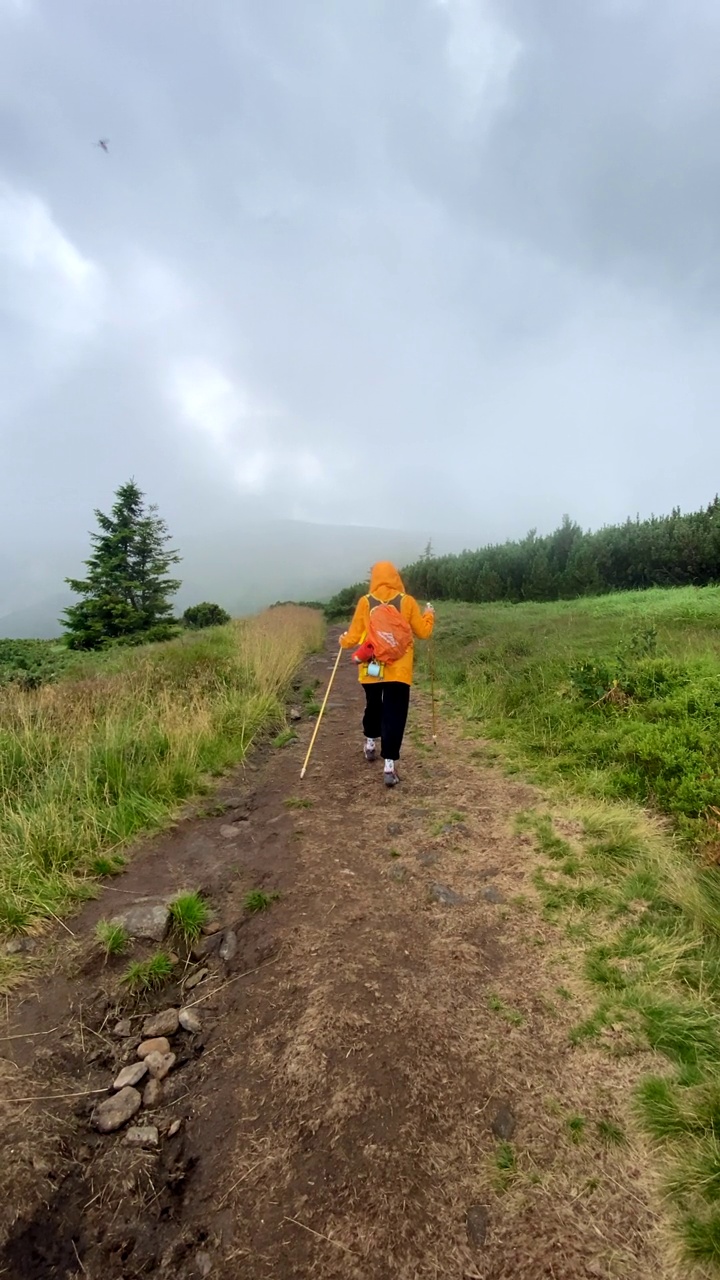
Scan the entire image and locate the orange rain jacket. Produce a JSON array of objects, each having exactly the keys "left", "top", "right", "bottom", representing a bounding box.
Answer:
[{"left": 339, "top": 561, "right": 435, "bottom": 686}]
